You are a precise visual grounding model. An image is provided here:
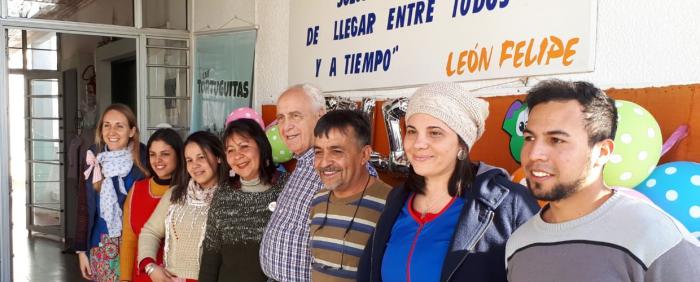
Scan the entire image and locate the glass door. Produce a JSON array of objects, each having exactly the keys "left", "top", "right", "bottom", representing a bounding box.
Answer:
[{"left": 25, "top": 74, "right": 63, "bottom": 237}]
